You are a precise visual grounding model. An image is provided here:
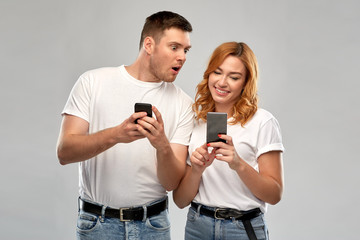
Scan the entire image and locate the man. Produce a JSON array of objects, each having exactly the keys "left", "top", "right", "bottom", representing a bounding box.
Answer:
[{"left": 56, "top": 11, "right": 193, "bottom": 239}]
